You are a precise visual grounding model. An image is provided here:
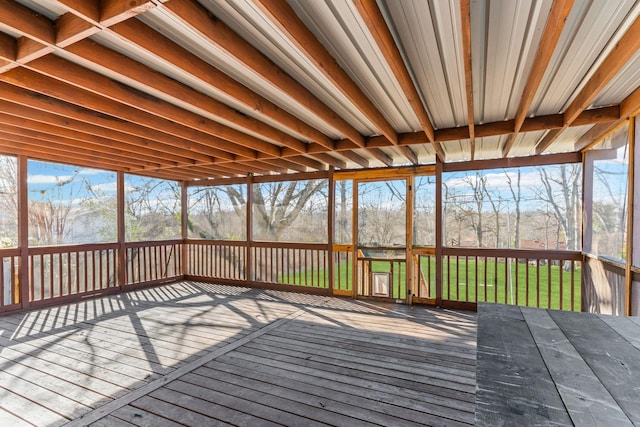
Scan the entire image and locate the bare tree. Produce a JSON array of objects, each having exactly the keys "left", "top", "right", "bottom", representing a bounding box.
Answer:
[
  {"left": 505, "top": 169, "right": 521, "bottom": 248},
  {"left": 535, "top": 164, "right": 581, "bottom": 250}
]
